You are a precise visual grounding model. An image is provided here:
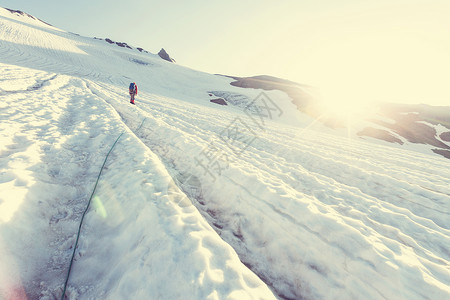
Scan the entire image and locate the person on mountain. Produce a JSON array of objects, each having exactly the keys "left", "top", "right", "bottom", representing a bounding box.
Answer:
[{"left": 129, "top": 82, "right": 138, "bottom": 104}]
